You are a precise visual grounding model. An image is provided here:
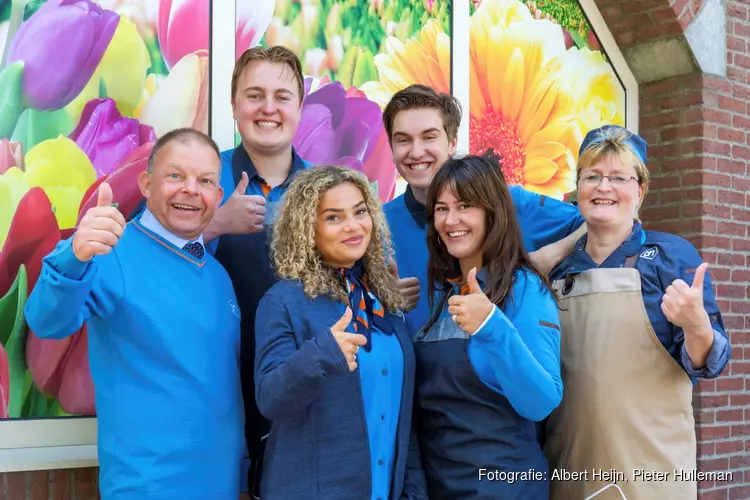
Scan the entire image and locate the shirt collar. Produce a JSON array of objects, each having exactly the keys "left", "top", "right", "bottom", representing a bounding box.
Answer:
[
  {"left": 231, "top": 144, "right": 307, "bottom": 189},
  {"left": 403, "top": 185, "right": 427, "bottom": 228},
  {"left": 138, "top": 208, "right": 204, "bottom": 249},
  {"left": 559, "top": 221, "right": 644, "bottom": 275}
]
